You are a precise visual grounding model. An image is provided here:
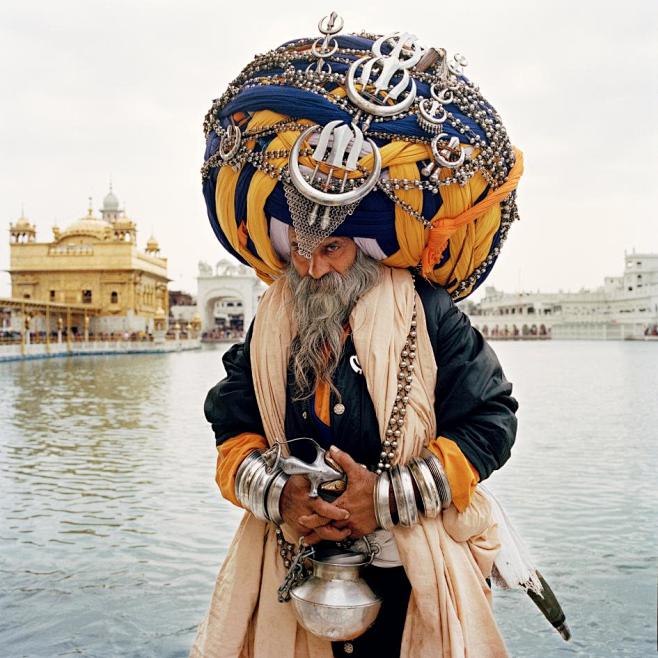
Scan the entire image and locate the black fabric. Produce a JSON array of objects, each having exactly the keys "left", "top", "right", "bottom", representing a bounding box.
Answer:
[
  {"left": 417, "top": 279, "right": 518, "bottom": 479},
  {"left": 204, "top": 280, "right": 517, "bottom": 481},
  {"left": 331, "top": 566, "right": 412, "bottom": 658},
  {"left": 282, "top": 333, "right": 383, "bottom": 467},
  {"left": 204, "top": 322, "right": 265, "bottom": 443}
]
